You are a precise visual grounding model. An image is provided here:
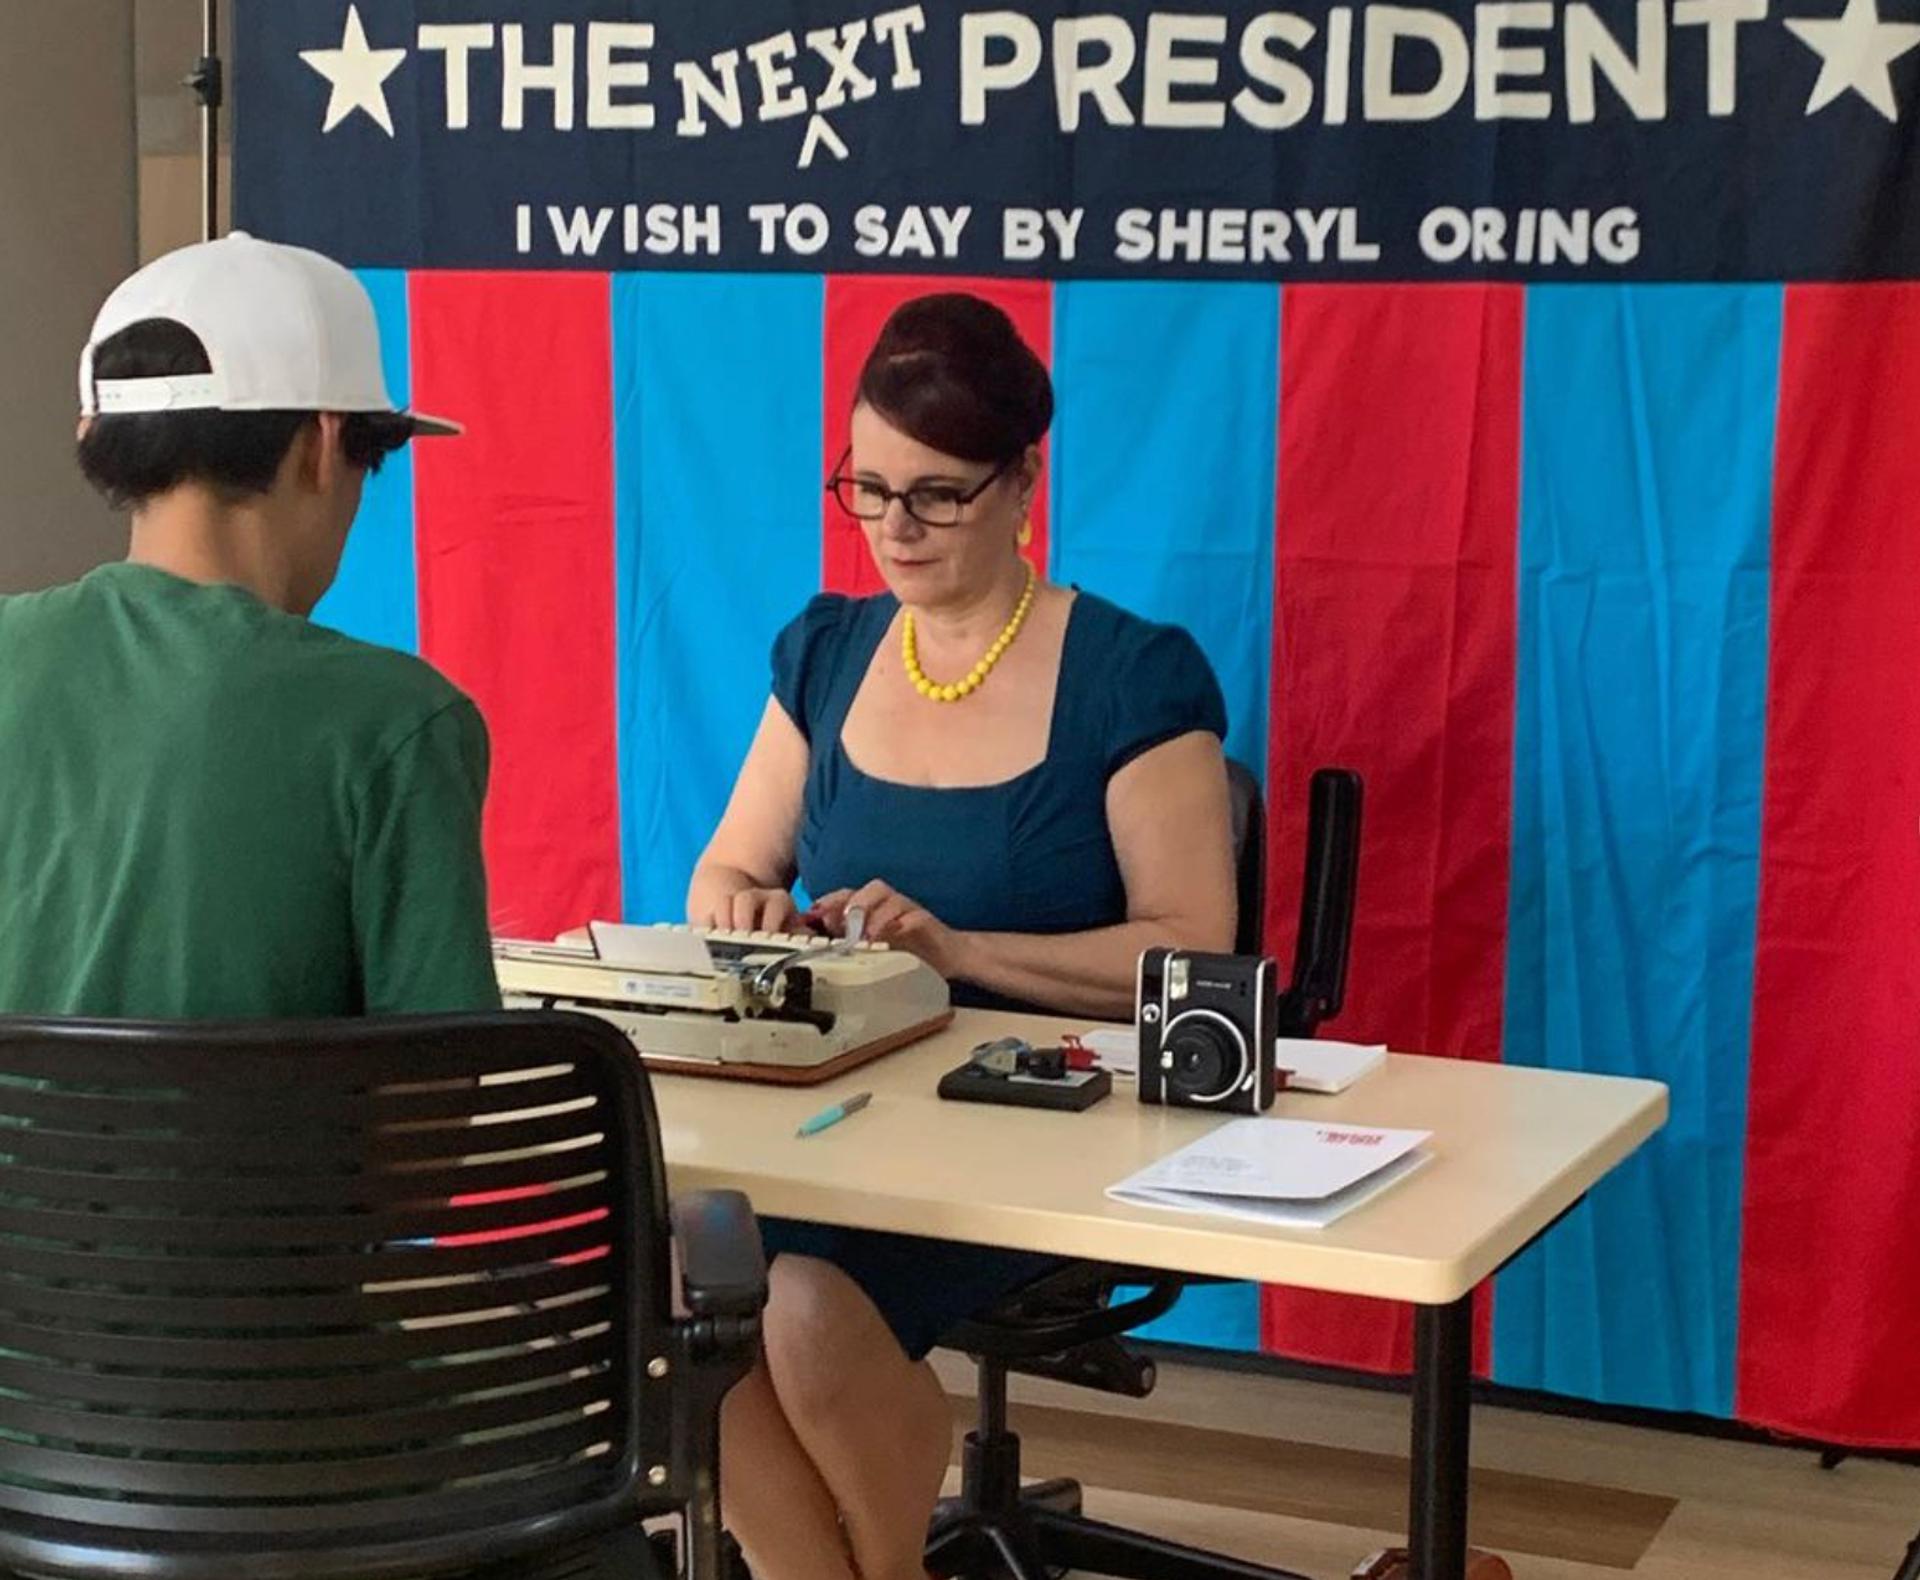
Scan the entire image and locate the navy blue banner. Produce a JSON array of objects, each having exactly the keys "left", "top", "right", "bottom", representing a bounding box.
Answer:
[{"left": 235, "top": 0, "right": 1920, "bottom": 280}]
